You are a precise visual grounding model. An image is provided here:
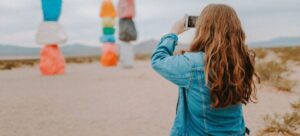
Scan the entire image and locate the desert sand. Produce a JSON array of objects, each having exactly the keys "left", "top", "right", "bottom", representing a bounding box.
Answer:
[{"left": 0, "top": 61, "right": 299, "bottom": 136}]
